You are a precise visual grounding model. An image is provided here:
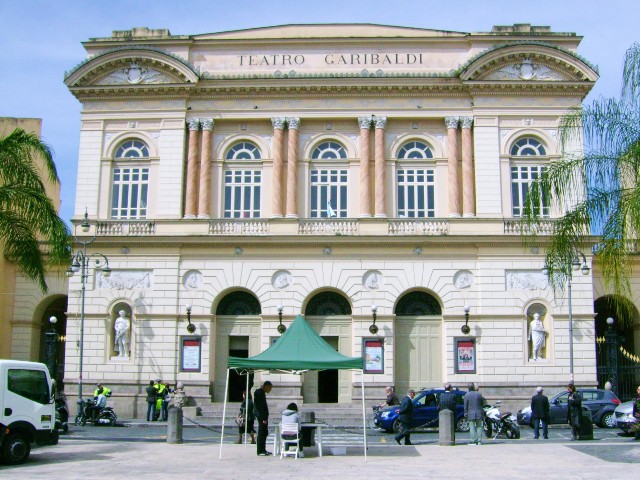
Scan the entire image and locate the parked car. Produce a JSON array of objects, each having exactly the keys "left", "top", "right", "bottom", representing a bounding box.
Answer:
[
  {"left": 614, "top": 400, "right": 638, "bottom": 433},
  {"left": 373, "top": 388, "right": 469, "bottom": 433},
  {"left": 517, "top": 388, "right": 621, "bottom": 428}
]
